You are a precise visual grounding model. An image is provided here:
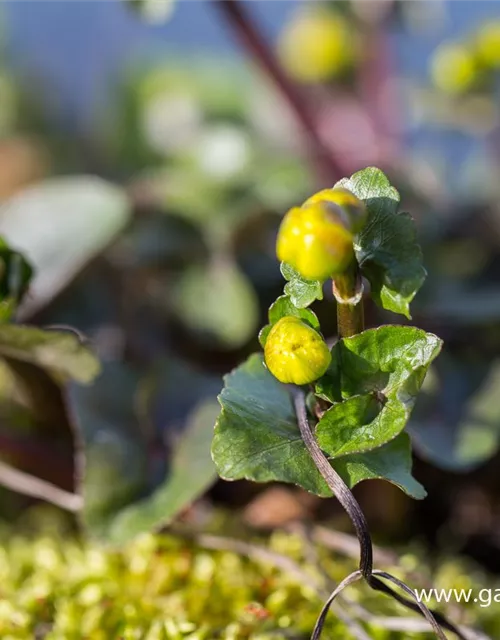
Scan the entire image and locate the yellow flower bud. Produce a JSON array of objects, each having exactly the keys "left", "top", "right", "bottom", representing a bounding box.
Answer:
[
  {"left": 304, "top": 187, "right": 368, "bottom": 234},
  {"left": 276, "top": 203, "right": 354, "bottom": 281},
  {"left": 264, "top": 316, "right": 331, "bottom": 385}
]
